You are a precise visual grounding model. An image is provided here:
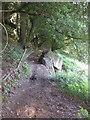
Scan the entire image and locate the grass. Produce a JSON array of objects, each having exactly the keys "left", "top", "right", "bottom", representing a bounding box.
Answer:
[{"left": 54, "top": 52, "right": 88, "bottom": 103}]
